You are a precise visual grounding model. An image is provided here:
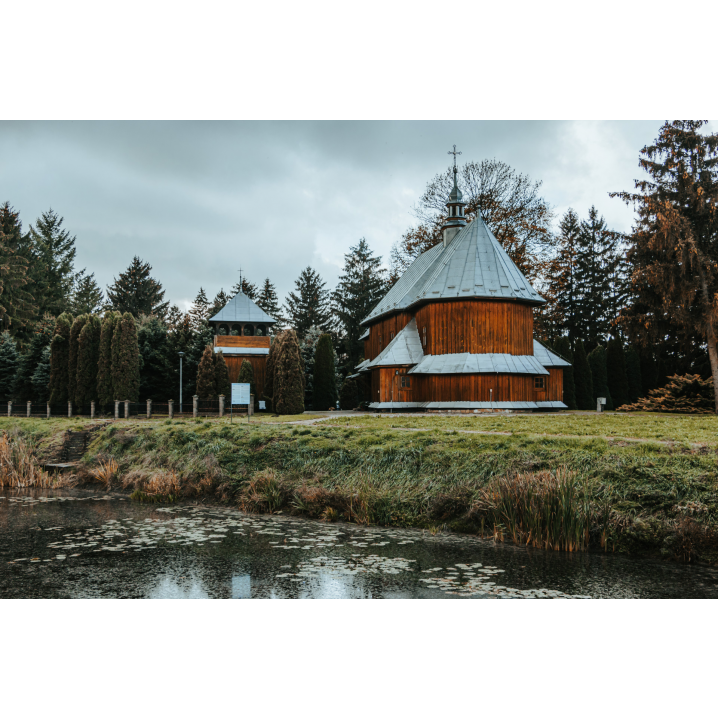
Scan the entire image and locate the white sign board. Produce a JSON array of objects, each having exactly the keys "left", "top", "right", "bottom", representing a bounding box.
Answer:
[{"left": 231, "top": 383, "right": 251, "bottom": 405}]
